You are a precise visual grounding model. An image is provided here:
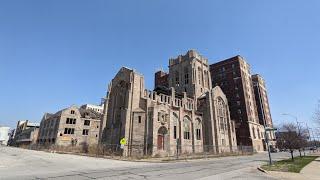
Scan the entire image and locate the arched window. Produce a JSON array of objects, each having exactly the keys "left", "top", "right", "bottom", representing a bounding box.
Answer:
[
  {"left": 198, "top": 67, "right": 202, "bottom": 85},
  {"left": 184, "top": 67, "right": 189, "bottom": 85},
  {"left": 204, "top": 70, "right": 207, "bottom": 88},
  {"left": 195, "top": 118, "right": 201, "bottom": 140},
  {"left": 175, "top": 71, "right": 180, "bottom": 87},
  {"left": 183, "top": 116, "right": 191, "bottom": 140},
  {"left": 172, "top": 113, "right": 179, "bottom": 139},
  {"left": 217, "top": 98, "right": 226, "bottom": 132}
]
